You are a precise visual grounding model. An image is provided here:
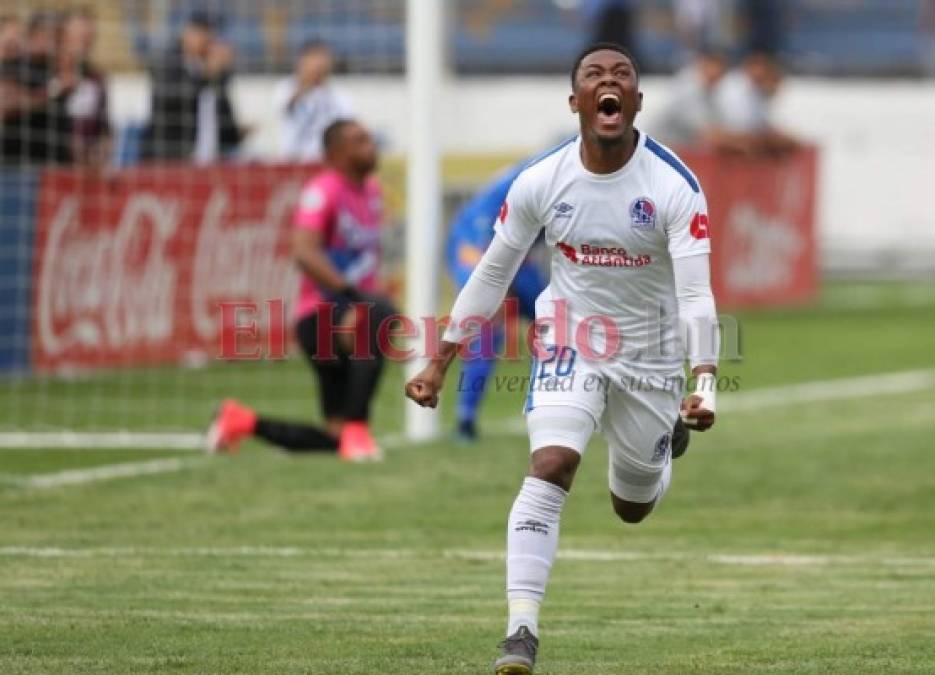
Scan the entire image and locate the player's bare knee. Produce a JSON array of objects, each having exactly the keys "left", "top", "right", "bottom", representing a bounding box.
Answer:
[
  {"left": 529, "top": 446, "right": 580, "bottom": 491},
  {"left": 610, "top": 493, "right": 654, "bottom": 524}
]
